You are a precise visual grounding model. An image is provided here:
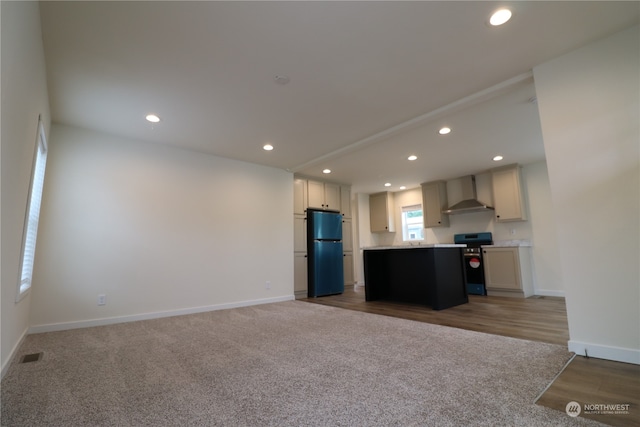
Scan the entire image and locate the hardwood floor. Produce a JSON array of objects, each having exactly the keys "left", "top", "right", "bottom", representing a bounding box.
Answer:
[
  {"left": 302, "top": 285, "right": 569, "bottom": 345},
  {"left": 537, "top": 356, "right": 640, "bottom": 427},
  {"left": 302, "top": 286, "right": 640, "bottom": 426}
]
